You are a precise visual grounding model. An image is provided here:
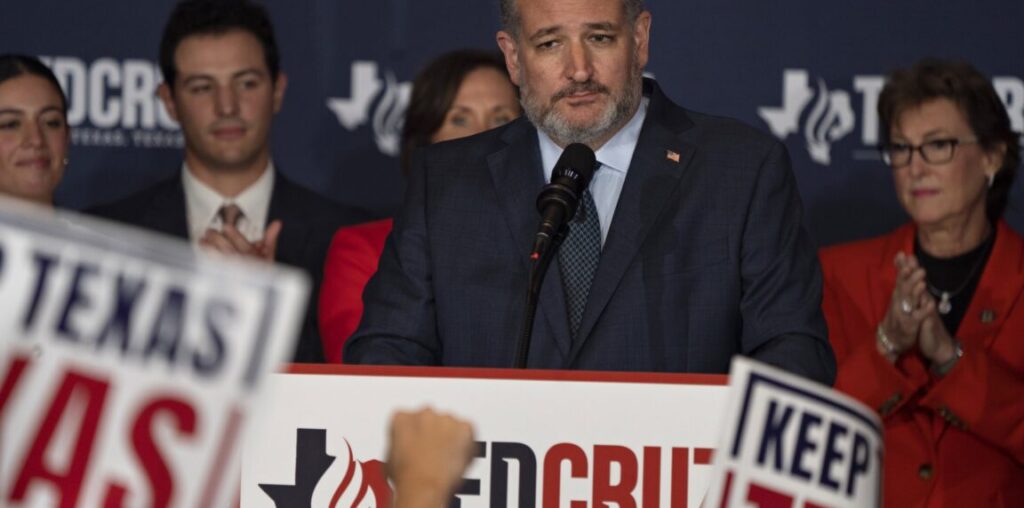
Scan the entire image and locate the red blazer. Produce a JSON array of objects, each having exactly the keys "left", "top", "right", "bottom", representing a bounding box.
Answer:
[
  {"left": 820, "top": 221, "right": 1024, "bottom": 507},
  {"left": 319, "top": 219, "right": 393, "bottom": 362}
]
